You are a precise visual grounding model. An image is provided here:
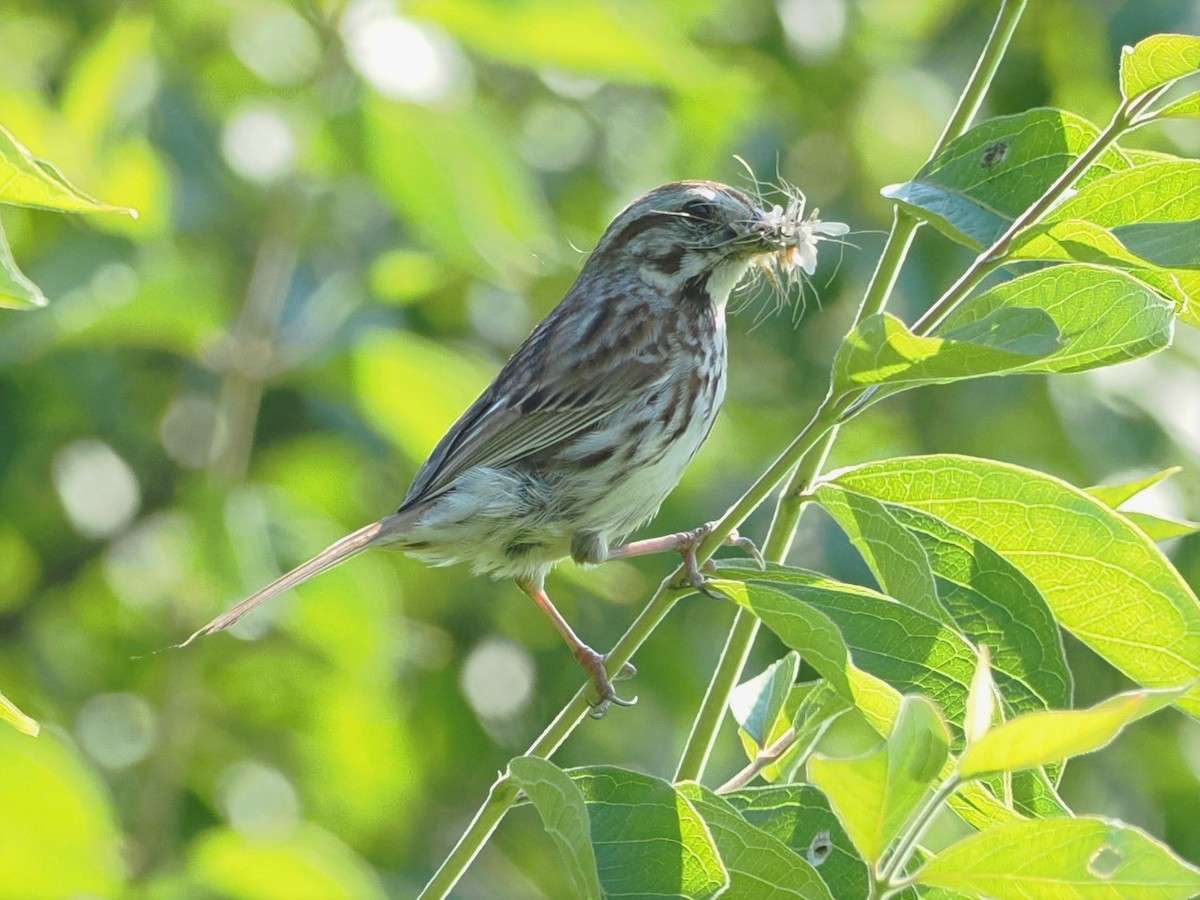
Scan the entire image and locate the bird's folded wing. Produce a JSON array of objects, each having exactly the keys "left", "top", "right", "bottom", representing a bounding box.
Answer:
[{"left": 401, "top": 358, "right": 668, "bottom": 507}]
